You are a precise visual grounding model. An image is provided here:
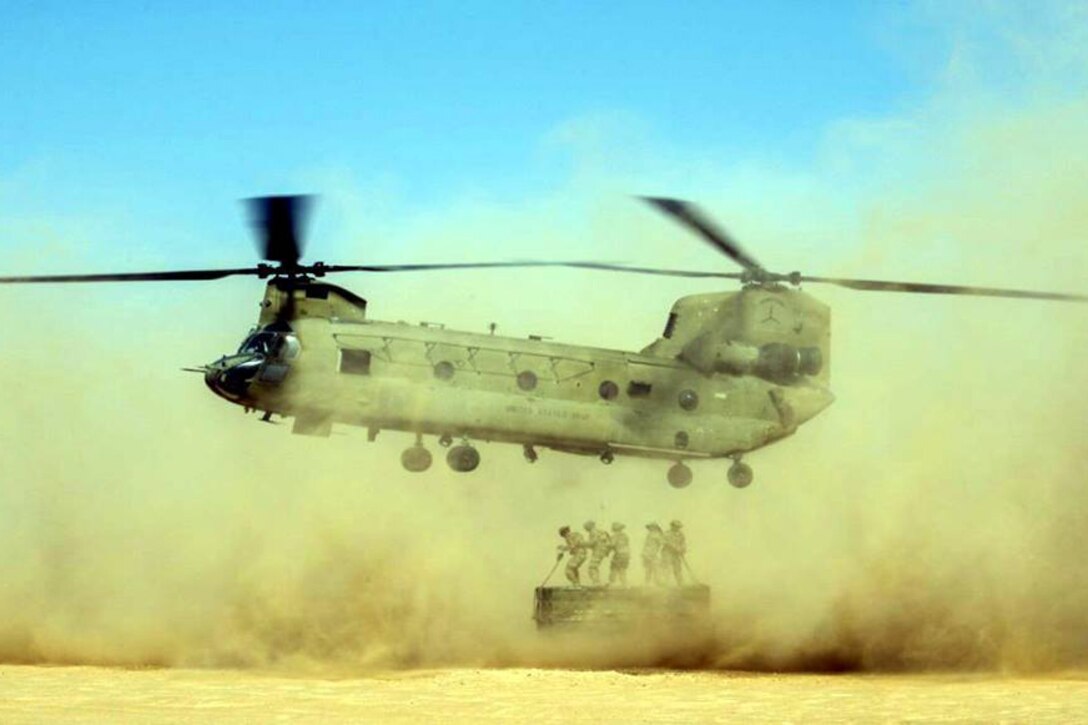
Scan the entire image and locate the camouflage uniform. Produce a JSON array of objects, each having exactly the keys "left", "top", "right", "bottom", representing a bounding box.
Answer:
[
  {"left": 641, "top": 523, "right": 664, "bottom": 585},
  {"left": 608, "top": 522, "right": 630, "bottom": 586},
  {"left": 557, "top": 526, "right": 588, "bottom": 586},
  {"left": 661, "top": 520, "right": 687, "bottom": 586},
  {"left": 584, "top": 521, "right": 612, "bottom": 585}
]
